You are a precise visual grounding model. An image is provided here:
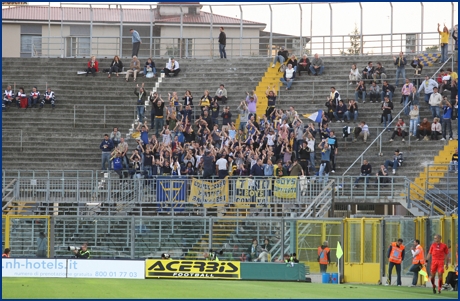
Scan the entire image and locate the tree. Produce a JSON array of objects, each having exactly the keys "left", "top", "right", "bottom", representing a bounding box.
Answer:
[
  {"left": 340, "top": 24, "right": 365, "bottom": 55},
  {"left": 425, "top": 45, "right": 439, "bottom": 53}
]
